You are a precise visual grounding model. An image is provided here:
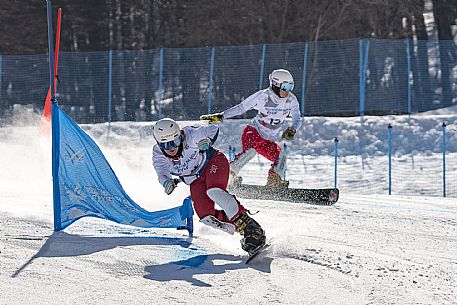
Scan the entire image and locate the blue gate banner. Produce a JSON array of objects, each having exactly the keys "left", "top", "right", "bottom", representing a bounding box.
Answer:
[{"left": 51, "top": 103, "right": 193, "bottom": 231}]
